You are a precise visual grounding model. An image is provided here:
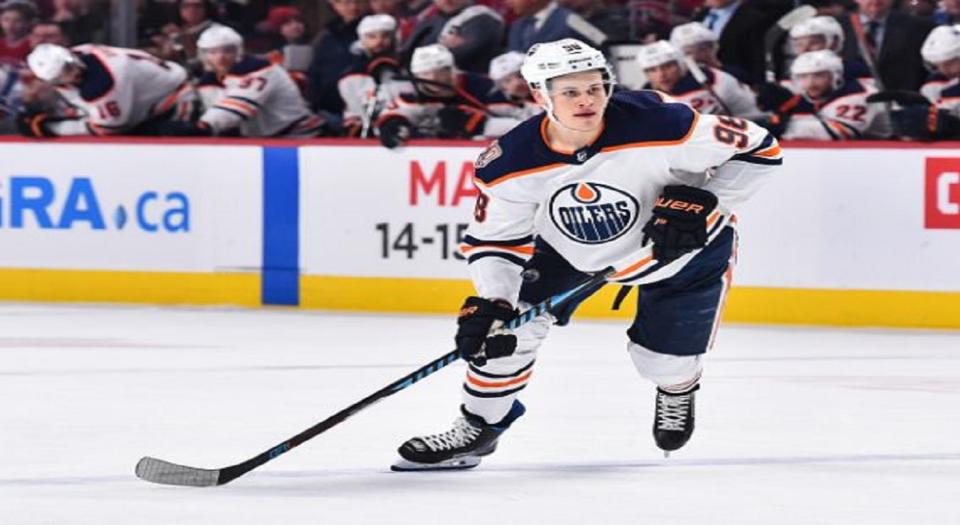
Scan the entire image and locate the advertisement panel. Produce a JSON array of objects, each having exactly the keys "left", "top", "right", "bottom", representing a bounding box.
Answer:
[
  {"left": 0, "top": 143, "right": 262, "bottom": 272},
  {"left": 299, "top": 144, "right": 481, "bottom": 279}
]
